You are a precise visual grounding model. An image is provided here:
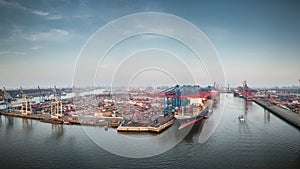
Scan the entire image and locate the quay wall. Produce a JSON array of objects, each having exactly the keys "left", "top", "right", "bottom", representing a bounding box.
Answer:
[{"left": 254, "top": 99, "right": 300, "bottom": 129}]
